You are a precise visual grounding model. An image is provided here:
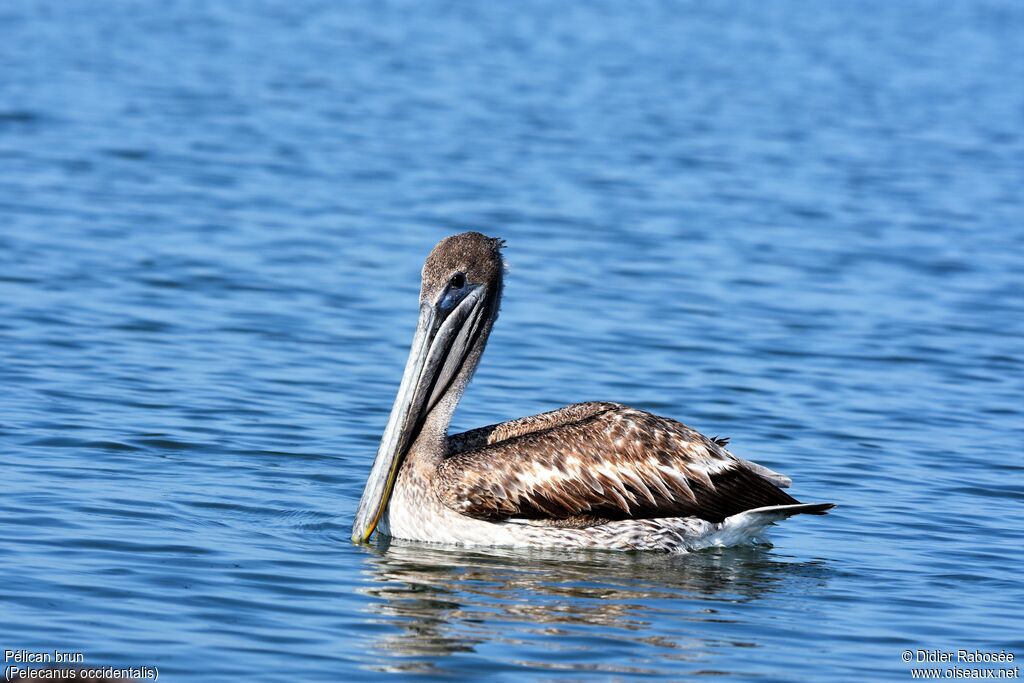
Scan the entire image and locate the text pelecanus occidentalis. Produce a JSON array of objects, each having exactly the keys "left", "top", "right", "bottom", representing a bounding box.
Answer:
[{"left": 352, "top": 232, "right": 833, "bottom": 552}]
